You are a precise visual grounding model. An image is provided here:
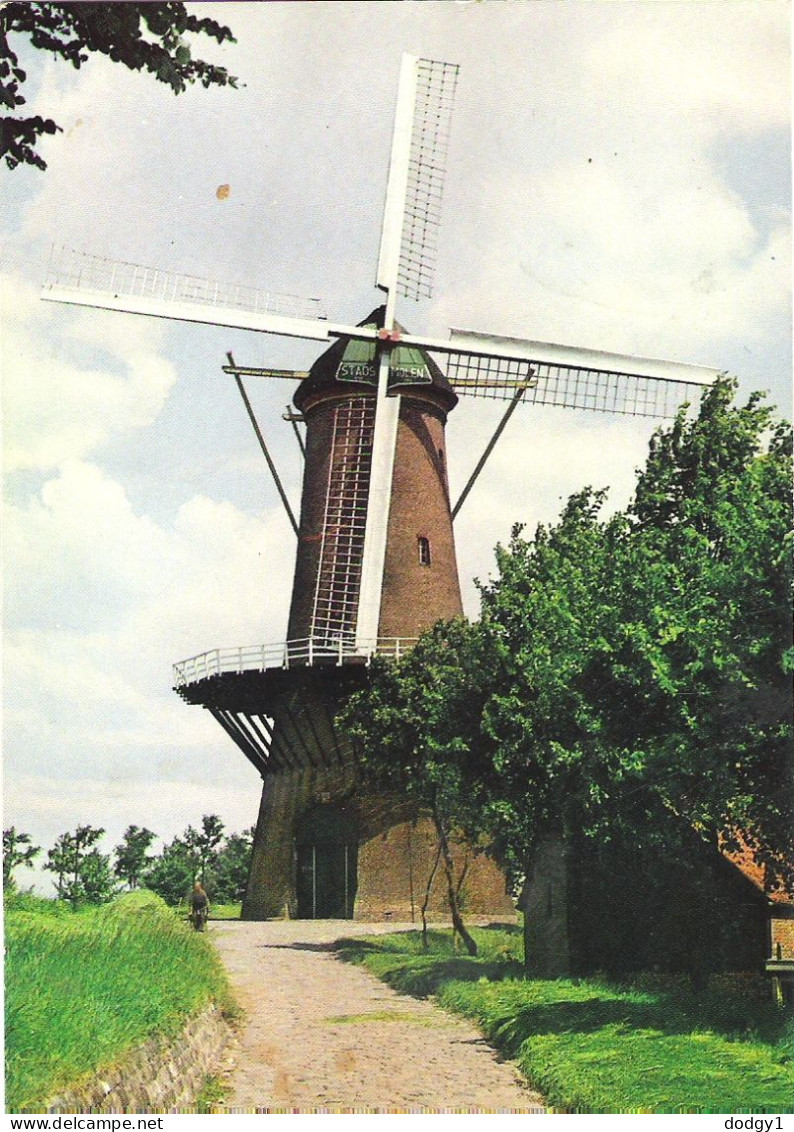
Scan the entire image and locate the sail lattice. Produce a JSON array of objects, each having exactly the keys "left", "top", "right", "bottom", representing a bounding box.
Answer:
[
  {"left": 45, "top": 246, "right": 326, "bottom": 321},
  {"left": 397, "top": 59, "right": 459, "bottom": 302},
  {"left": 440, "top": 352, "right": 711, "bottom": 418}
]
